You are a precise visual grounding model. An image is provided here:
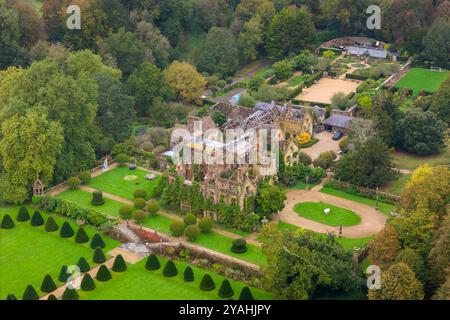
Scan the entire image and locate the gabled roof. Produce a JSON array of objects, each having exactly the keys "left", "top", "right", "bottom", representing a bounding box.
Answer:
[
  {"left": 322, "top": 114, "right": 353, "bottom": 129},
  {"left": 347, "top": 46, "right": 388, "bottom": 59}
]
